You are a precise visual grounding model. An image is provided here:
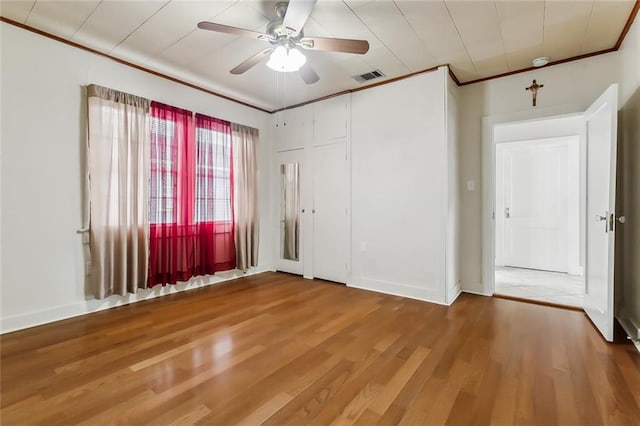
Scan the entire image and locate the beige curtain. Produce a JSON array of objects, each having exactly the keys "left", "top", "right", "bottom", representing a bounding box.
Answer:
[
  {"left": 87, "top": 84, "right": 150, "bottom": 298},
  {"left": 232, "top": 123, "right": 260, "bottom": 270}
]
